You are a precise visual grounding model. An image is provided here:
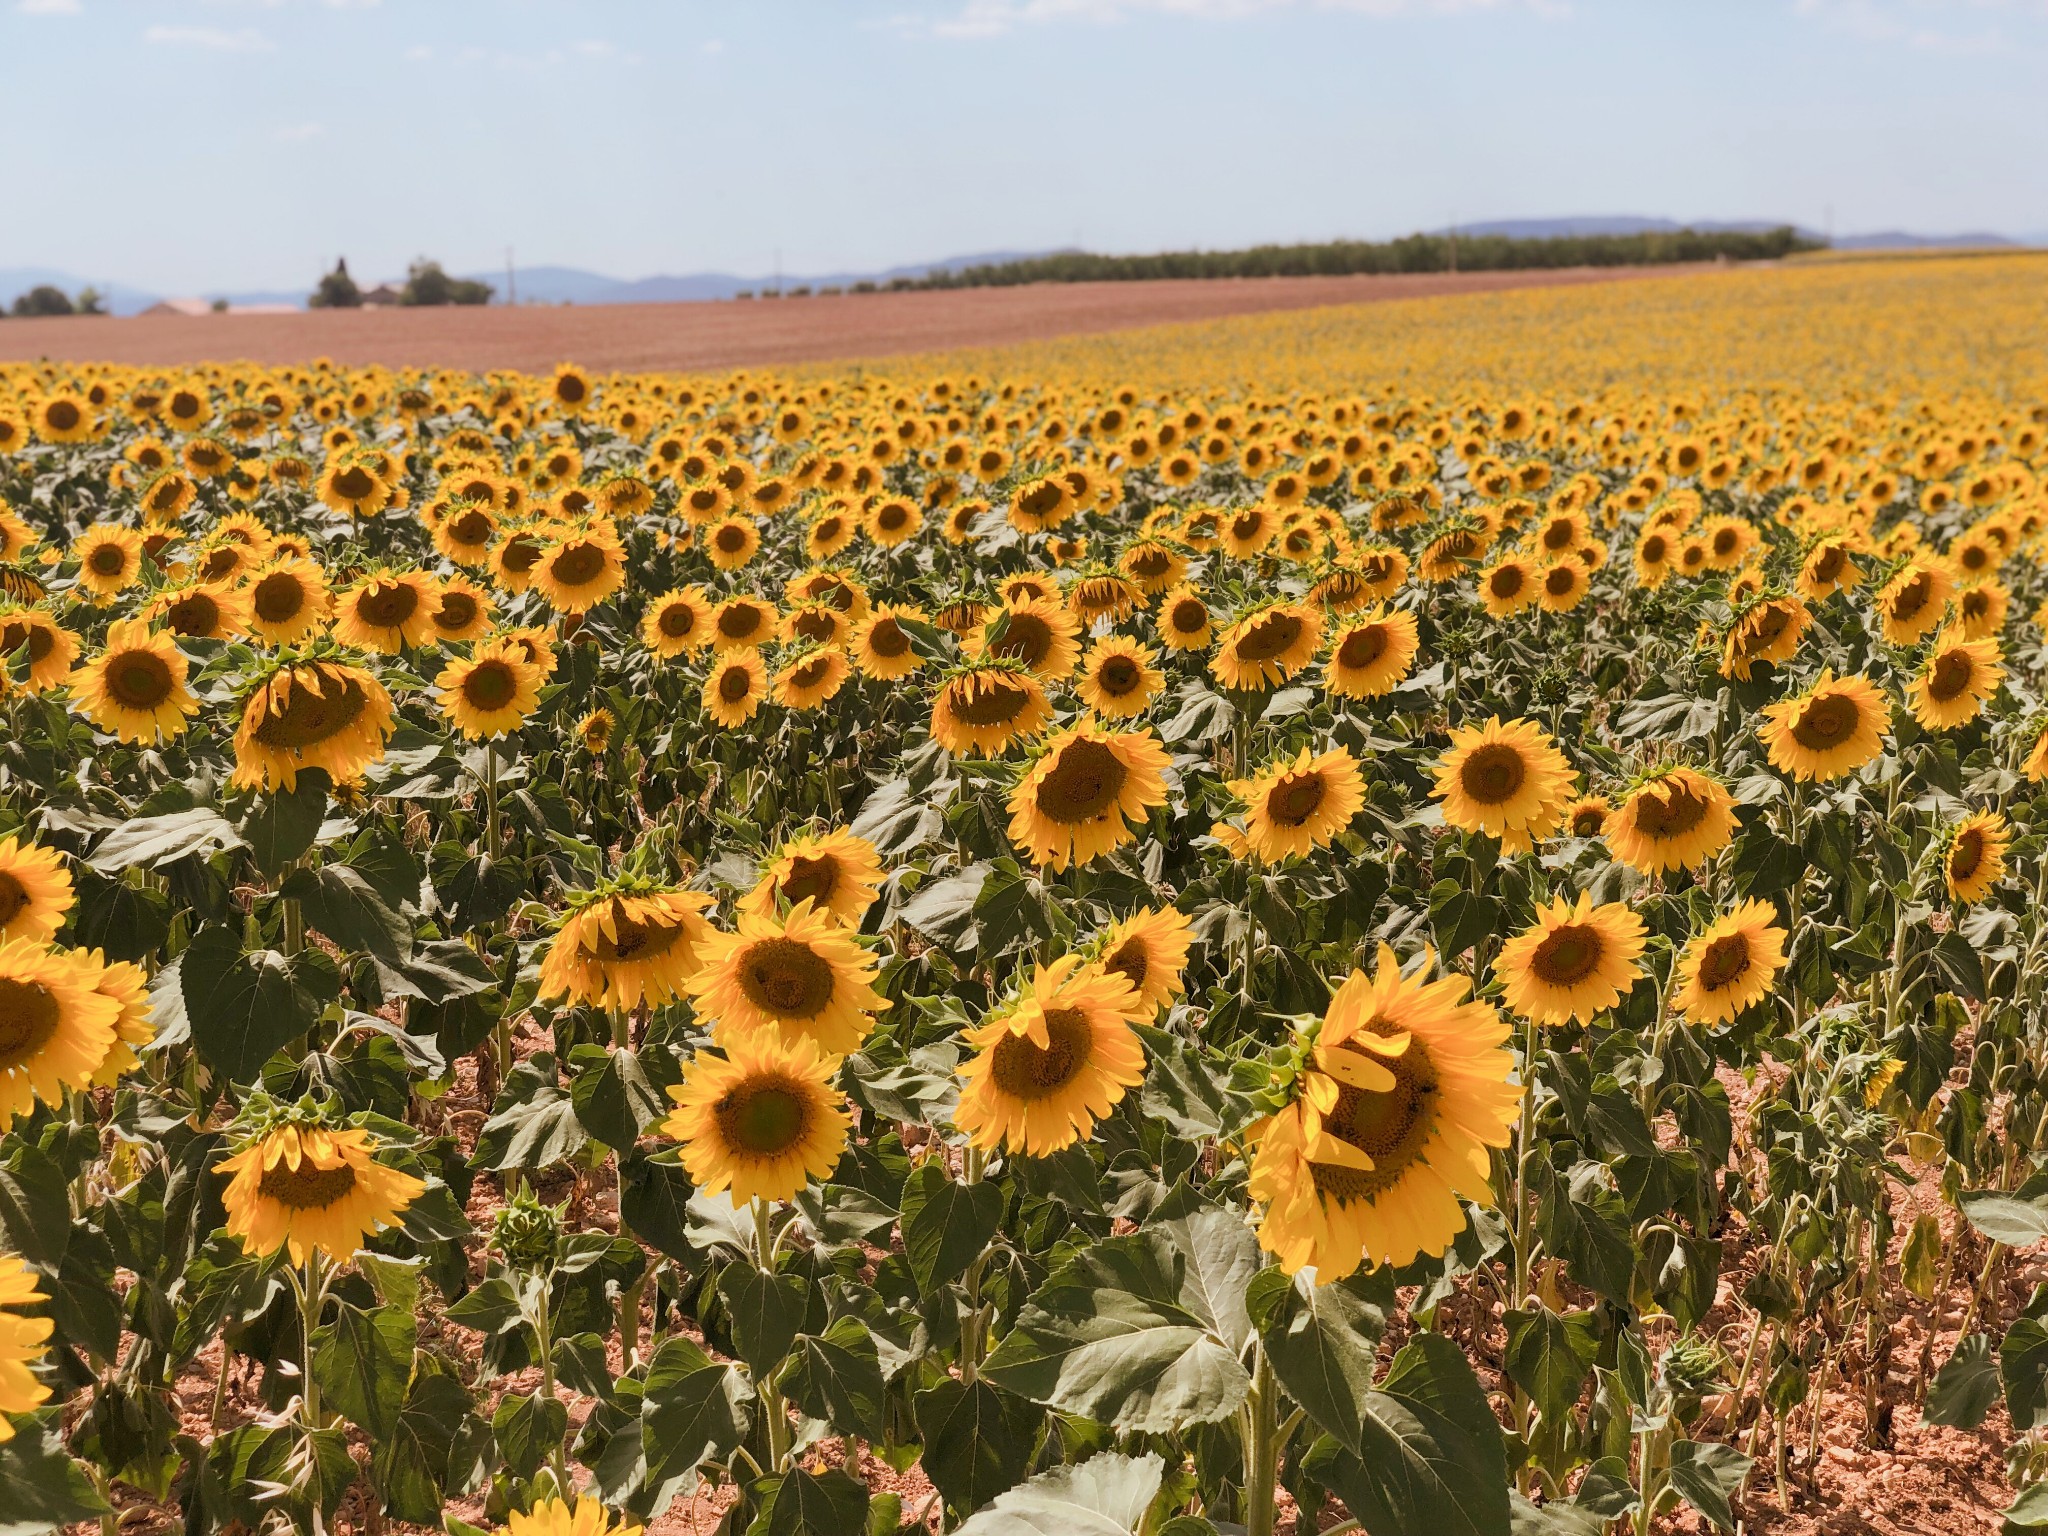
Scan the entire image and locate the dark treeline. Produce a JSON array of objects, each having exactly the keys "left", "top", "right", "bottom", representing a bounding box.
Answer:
[{"left": 878, "top": 226, "right": 1820, "bottom": 291}]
